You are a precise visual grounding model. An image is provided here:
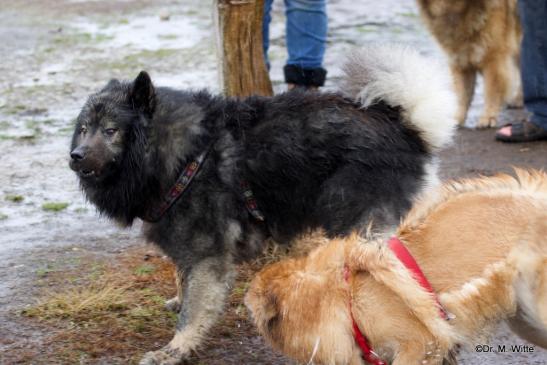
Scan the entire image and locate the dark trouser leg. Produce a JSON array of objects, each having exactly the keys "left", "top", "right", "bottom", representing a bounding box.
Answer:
[
  {"left": 283, "top": 0, "right": 328, "bottom": 87},
  {"left": 518, "top": 0, "right": 547, "bottom": 129}
]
